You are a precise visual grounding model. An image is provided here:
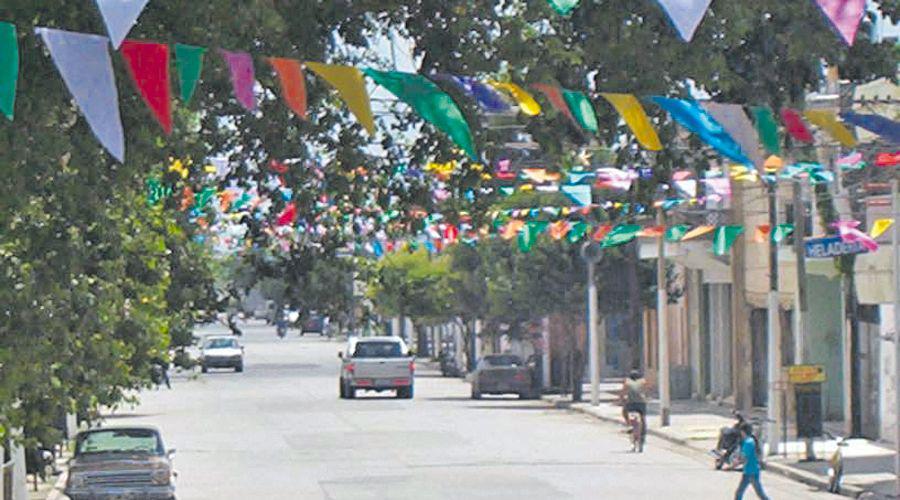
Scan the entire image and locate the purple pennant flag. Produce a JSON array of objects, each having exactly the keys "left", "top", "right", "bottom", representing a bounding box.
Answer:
[
  {"left": 814, "top": 0, "right": 866, "bottom": 46},
  {"left": 841, "top": 111, "right": 900, "bottom": 144},
  {"left": 219, "top": 49, "right": 257, "bottom": 111},
  {"left": 655, "top": 0, "right": 713, "bottom": 42},
  {"left": 37, "top": 28, "right": 125, "bottom": 162},
  {"left": 433, "top": 73, "right": 510, "bottom": 113}
]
